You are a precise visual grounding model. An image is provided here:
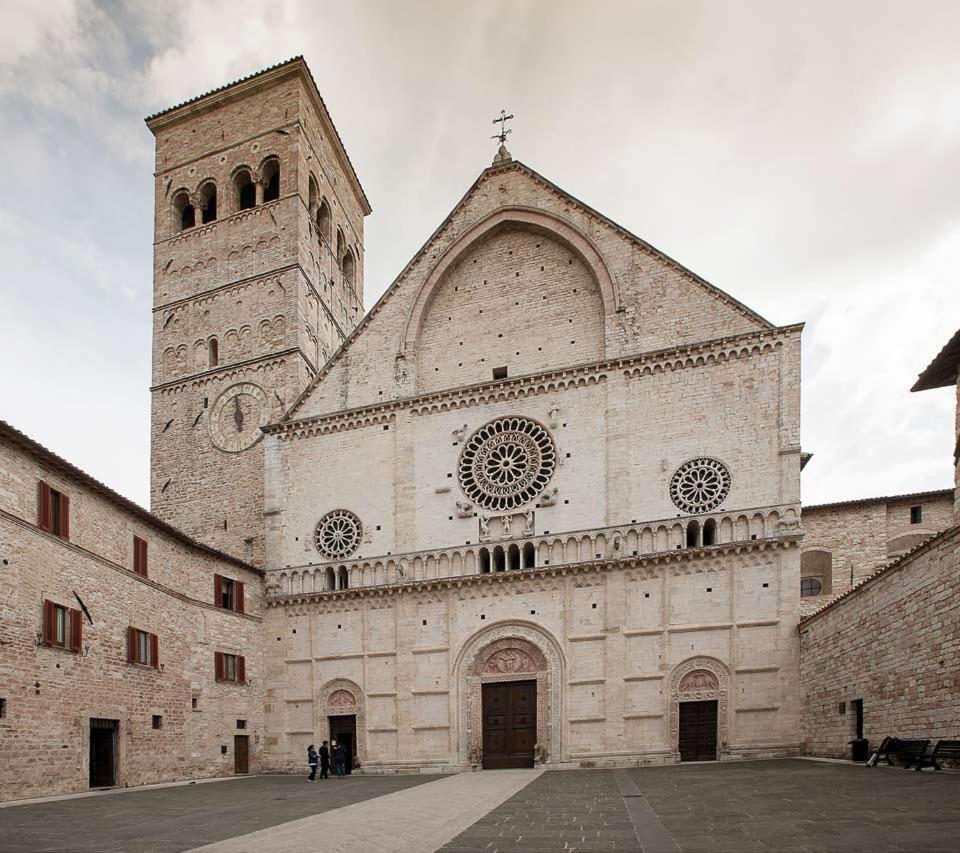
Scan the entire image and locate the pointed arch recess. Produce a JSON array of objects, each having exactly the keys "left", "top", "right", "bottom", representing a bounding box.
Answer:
[{"left": 401, "top": 206, "right": 620, "bottom": 354}]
